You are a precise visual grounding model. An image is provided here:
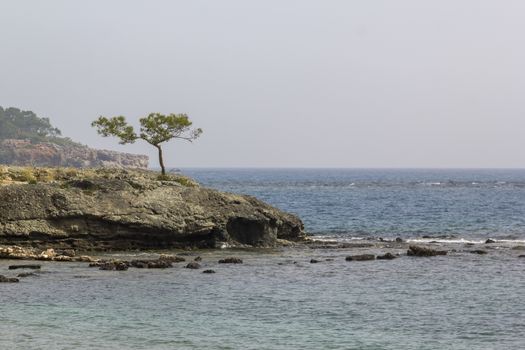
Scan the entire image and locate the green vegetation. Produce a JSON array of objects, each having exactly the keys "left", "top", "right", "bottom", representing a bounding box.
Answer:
[
  {"left": 92, "top": 113, "right": 202, "bottom": 175},
  {"left": 0, "top": 106, "right": 80, "bottom": 146}
]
